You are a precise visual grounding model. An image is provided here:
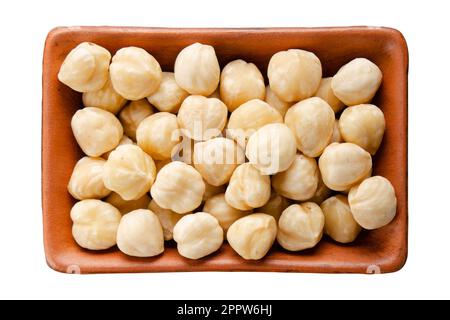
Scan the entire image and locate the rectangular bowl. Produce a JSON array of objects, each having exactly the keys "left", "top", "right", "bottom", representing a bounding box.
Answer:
[{"left": 42, "top": 26, "right": 408, "bottom": 274}]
